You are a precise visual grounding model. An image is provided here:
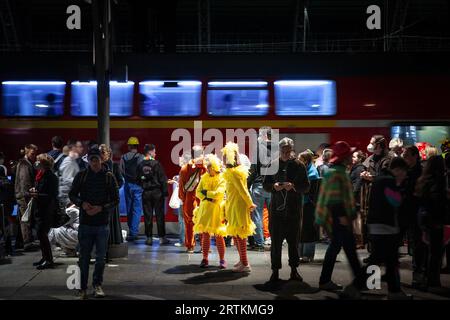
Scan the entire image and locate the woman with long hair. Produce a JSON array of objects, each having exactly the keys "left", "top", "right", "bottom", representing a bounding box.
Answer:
[
  {"left": 99, "top": 144, "right": 124, "bottom": 248},
  {"left": 297, "top": 150, "right": 321, "bottom": 262}
]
